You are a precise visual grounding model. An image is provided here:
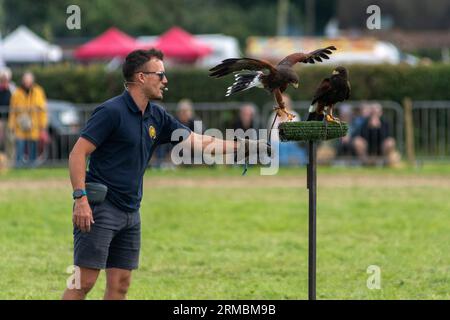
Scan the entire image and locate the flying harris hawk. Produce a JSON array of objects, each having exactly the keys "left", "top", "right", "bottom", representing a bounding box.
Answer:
[
  {"left": 209, "top": 46, "right": 337, "bottom": 120},
  {"left": 306, "top": 66, "right": 351, "bottom": 123}
]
